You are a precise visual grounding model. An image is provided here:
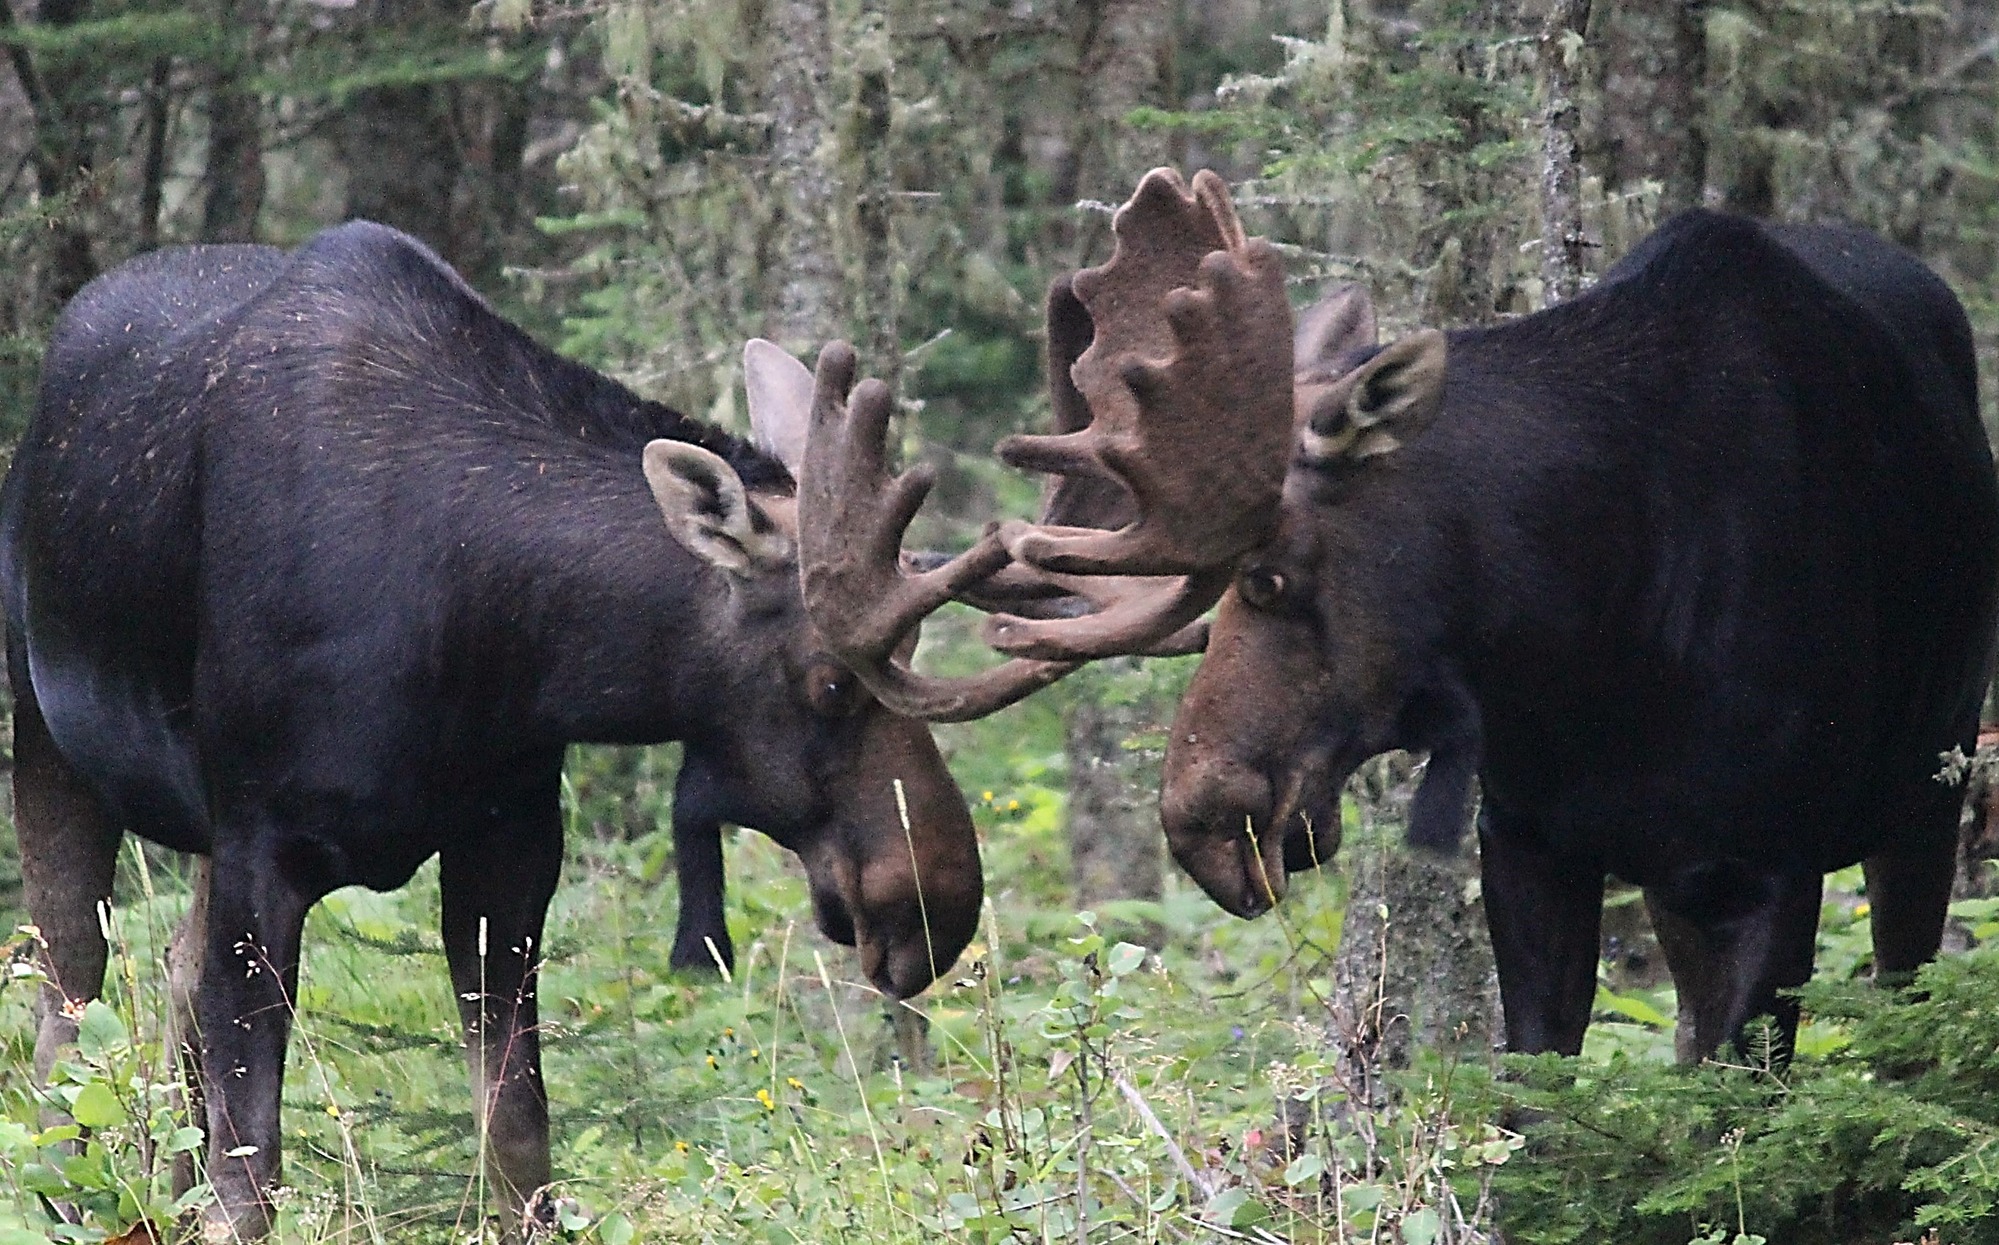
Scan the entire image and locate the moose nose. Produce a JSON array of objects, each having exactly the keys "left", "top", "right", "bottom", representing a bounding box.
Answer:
[
  {"left": 809, "top": 882, "right": 858, "bottom": 948},
  {"left": 1160, "top": 758, "right": 1289, "bottom": 919},
  {"left": 860, "top": 932, "right": 944, "bottom": 1000}
]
